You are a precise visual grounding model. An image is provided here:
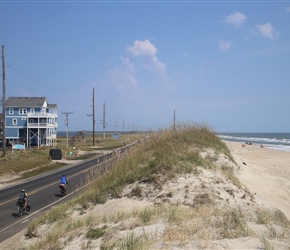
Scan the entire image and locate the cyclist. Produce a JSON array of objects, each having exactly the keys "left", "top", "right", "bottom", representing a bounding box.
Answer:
[
  {"left": 60, "top": 174, "right": 68, "bottom": 185},
  {"left": 59, "top": 174, "right": 68, "bottom": 192},
  {"left": 18, "top": 189, "right": 28, "bottom": 208}
]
